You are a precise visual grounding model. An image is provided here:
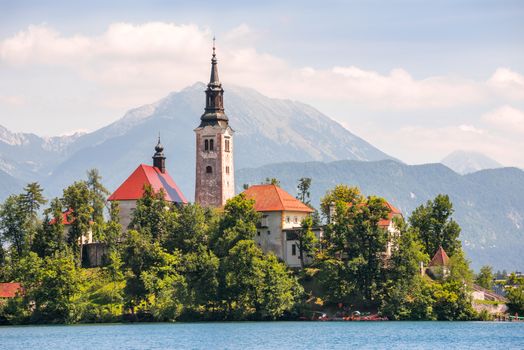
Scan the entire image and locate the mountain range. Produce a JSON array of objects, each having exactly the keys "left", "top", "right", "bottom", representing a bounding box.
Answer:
[{"left": 0, "top": 82, "right": 522, "bottom": 270}]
